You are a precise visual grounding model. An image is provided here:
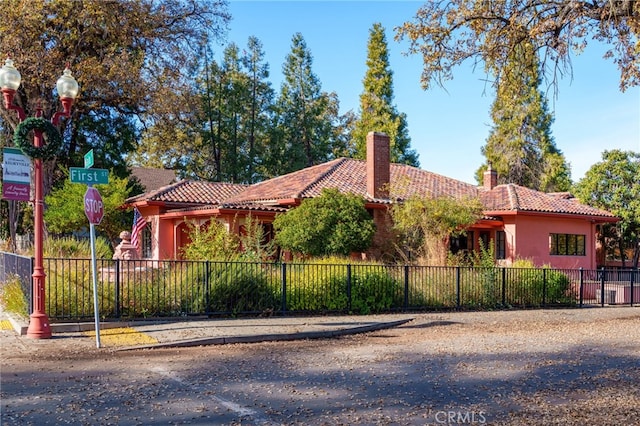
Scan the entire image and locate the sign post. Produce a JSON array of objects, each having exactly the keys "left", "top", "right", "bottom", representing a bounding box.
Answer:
[{"left": 84, "top": 185, "right": 104, "bottom": 348}]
